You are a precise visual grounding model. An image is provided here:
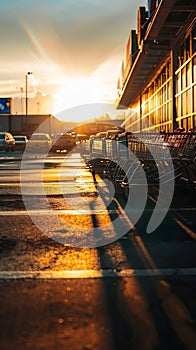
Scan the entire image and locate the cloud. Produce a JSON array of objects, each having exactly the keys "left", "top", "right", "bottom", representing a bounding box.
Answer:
[
  {"left": 0, "top": 0, "right": 146, "bottom": 106},
  {"left": 1, "top": 0, "right": 144, "bottom": 73}
]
